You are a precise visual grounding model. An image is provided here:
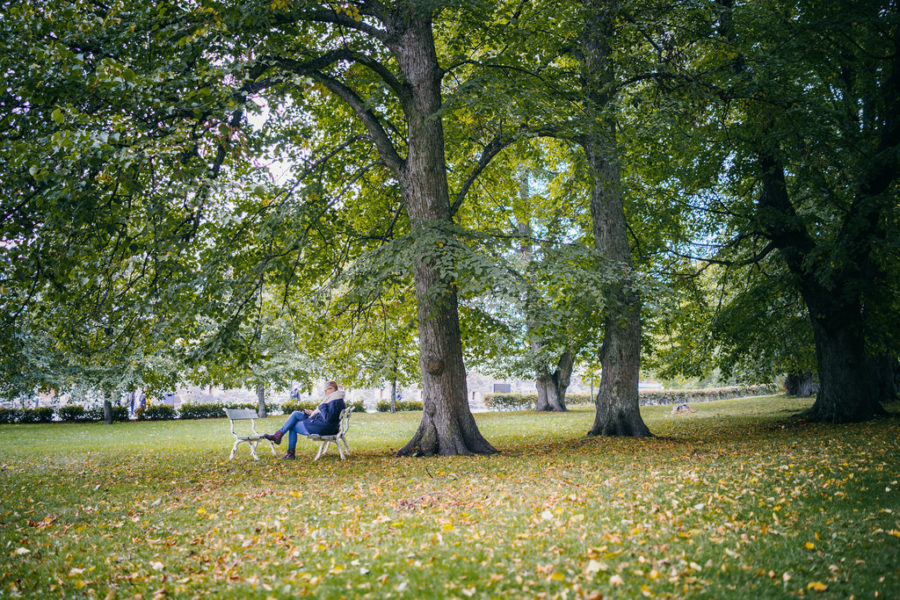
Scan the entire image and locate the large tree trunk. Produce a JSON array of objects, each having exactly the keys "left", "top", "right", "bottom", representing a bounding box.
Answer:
[
  {"left": 390, "top": 12, "right": 495, "bottom": 456},
  {"left": 102, "top": 390, "right": 113, "bottom": 425},
  {"left": 582, "top": 134, "right": 649, "bottom": 437},
  {"left": 870, "top": 355, "right": 900, "bottom": 404},
  {"left": 516, "top": 171, "right": 570, "bottom": 413},
  {"left": 256, "top": 384, "right": 266, "bottom": 418},
  {"left": 579, "top": 0, "right": 651, "bottom": 438},
  {"left": 535, "top": 350, "right": 574, "bottom": 412},
  {"left": 389, "top": 373, "right": 397, "bottom": 413},
  {"left": 802, "top": 303, "right": 886, "bottom": 422}
]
